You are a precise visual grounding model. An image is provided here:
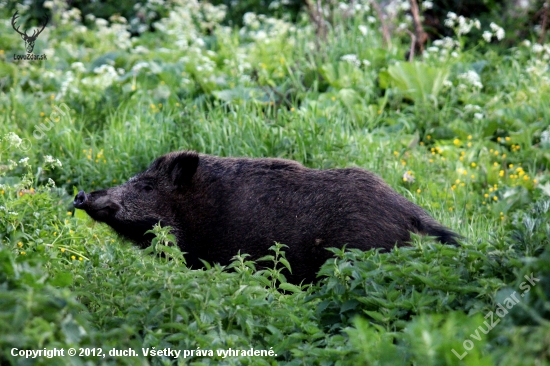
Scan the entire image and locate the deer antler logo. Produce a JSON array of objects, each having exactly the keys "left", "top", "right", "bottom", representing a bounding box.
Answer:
[{"left": 11, "top": 11, "right": 48, "bottom": 54}]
